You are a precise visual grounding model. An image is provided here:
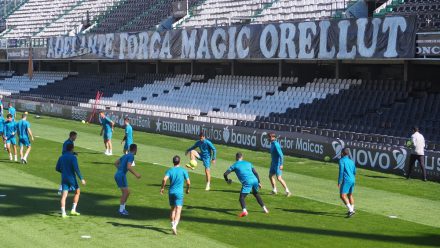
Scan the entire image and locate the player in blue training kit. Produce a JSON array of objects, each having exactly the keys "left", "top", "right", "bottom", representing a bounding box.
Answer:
[
  {"left": 122, "top": 117, "right": 133, "bottom": 155},
  {"left": 7, "top": 103, "right": 16, "bottom": 121},
  {"left": 114, "top": 144, "right": 141, "bottom": 216},
  {"left": 161, "top": 155, "right": 190, "bottom": 235},
  {"left": 55, "top": 143, "right": 86, "bottom": 218},
  {"left": 338, "top": 148, "right": 357, "bottom": 217},
  {"left": 0, "top": 113, "right": 5, "bottom": 150},
  {"left": 99, "top": 111, "right": 114, "bottom": 155},
  {"left": 268, "top": 133, "right": 291, "bottom": 196},
  {"left": 185, "top": 132, "right": 216, "bottom": 191},
  {"left": 4, "top": 114, "right": 17, "bottom": 161},
  {"left": 58, "top": 131, "right": 78, "bottom": 195},
  {"left": 17, "top": 113, "right": 34, "bottom": 164},
  {"left": 224, "top": 152, "right": 269, "bottom": 217}
]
